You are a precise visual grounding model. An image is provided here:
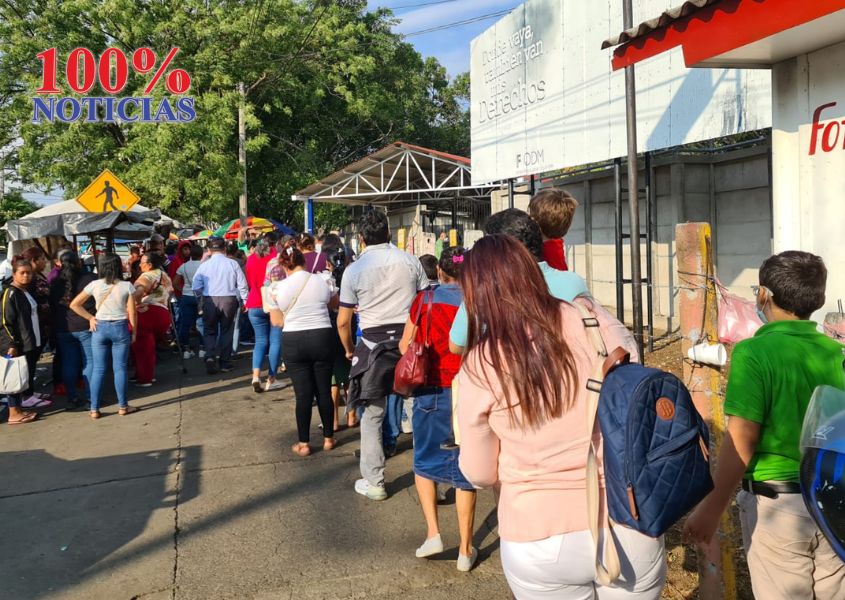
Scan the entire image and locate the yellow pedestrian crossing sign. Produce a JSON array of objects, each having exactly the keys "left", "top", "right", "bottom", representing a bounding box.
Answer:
[{"left": 76, "top": 169, "right": 140, "bottom": 213}]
